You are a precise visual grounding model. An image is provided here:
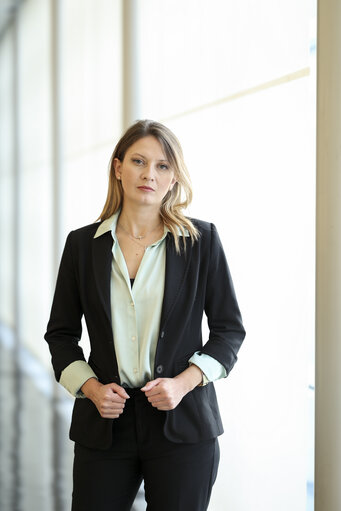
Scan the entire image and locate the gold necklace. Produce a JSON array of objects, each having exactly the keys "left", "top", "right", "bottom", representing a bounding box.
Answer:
[
  {"left": 118, "top": 221, "right": 162, "bottom": 240},
  {"left": 128, "top": 236, "right": 148, "bottom": 253}
]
